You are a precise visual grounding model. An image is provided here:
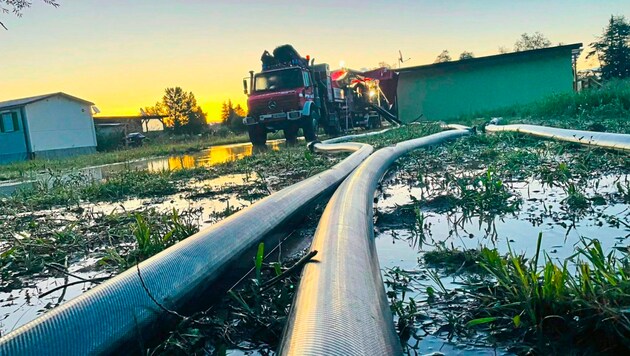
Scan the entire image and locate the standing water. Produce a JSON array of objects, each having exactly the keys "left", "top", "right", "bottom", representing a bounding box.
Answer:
[{"left": 0, "top": 140, "right": 282, "bottom": 196}]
